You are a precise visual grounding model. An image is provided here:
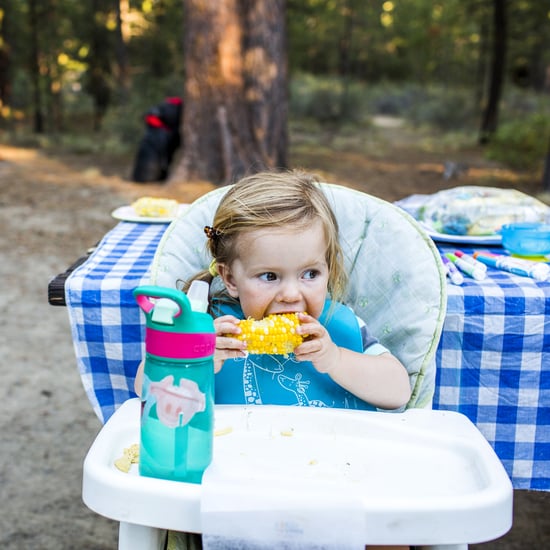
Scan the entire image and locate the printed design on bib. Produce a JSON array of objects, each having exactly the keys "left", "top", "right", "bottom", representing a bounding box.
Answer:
[
  {"left": 277, "top": 372, "right": 329, "bottom": 407},
  {"left": 242, "top": 354, "right": 285, "bottom": 404},
  {"left": 240, "top": 354, "right": 330, "bottom": 407}
]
